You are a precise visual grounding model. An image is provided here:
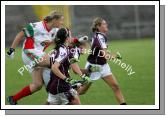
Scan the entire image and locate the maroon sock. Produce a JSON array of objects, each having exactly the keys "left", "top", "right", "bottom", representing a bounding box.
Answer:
[{"left": 12, "top": 86, "right": 31, "bottom": 102}]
